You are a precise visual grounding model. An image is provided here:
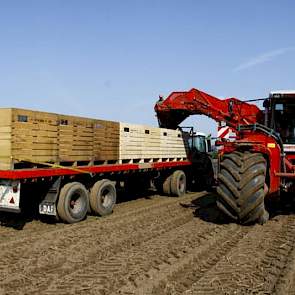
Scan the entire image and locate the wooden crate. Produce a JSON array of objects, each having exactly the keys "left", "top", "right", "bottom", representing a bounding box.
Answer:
[
  {"left": 0, "top": 109, "right": 13, "bottom": 170},
  {"left": 119, "top": 122, "right": 189, "bottom": 162},
  {"left": 0, "top": 108, "right": 189, "bottom": 170},
  {"left": 12, "top": 109, "right": 59, "bottom": 164},
  {"left": 0, "top": 108, "right": 121, "bottom": 169}
]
